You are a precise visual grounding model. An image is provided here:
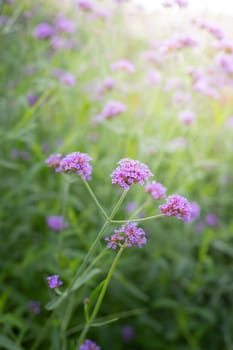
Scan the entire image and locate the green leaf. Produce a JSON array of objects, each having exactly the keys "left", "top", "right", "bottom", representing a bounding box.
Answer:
[
  {"left": 212, "top": 240, "right": 233, "bottom": 258},
  {"left": 87, "top": 280, "right": 105, "bottom": 313},
  {"left": 0, "top": 336, "right": 24, "bottom": 350},
  {"left": 115, "top": 271, "right": 149, "bottom": 302},
  {"left": 91, "top": 317, "right": 119, "bottom": 327}
]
